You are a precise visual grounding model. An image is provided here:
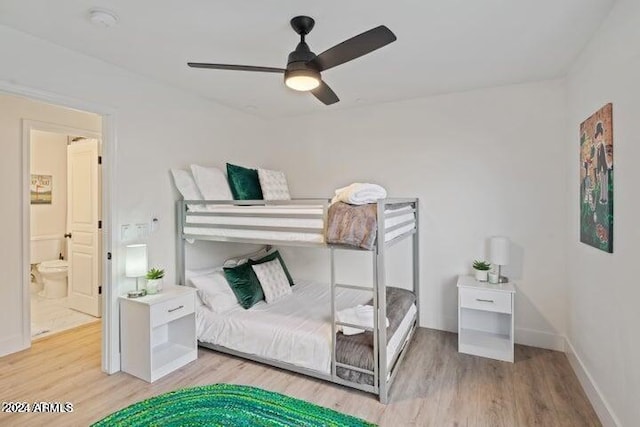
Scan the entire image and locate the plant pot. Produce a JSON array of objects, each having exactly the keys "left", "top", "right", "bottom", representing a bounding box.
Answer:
[
  {"left": 146, "top": 278, "right": 163, "bottom": 294},
  {"left": 474, "top": 269, "right": 489, "bottom": 282}
]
